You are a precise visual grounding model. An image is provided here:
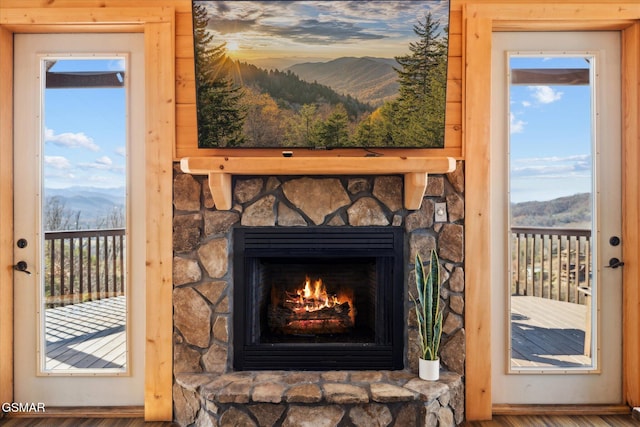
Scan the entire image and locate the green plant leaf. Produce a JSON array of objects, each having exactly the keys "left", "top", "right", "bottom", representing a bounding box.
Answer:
[
  {"left": 413, "top": 249, "right": 443, "bottom": 361},
  {"left": 415, "top": 253, "right": 426, "bottom": 304}
]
